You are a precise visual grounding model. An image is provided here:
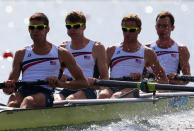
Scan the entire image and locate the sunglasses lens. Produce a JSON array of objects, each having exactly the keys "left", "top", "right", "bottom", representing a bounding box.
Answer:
[
  {"left": 29, "top": 26, "right": 35, "bottom": 30},
  {"left": 37, "top": 25, "right": 45, "bottom": 30},
  {"left": 129, "top": 29, "right": 137, "bottom": 32},
  {"left": 122, "top": 28, "right": 128, "bottom": 32},
  {"left": 73, "top": 24, "right": 81, "bottom": 29},
  {"left": 66, "top": 25, "right": 71, "bottom": 29}
]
